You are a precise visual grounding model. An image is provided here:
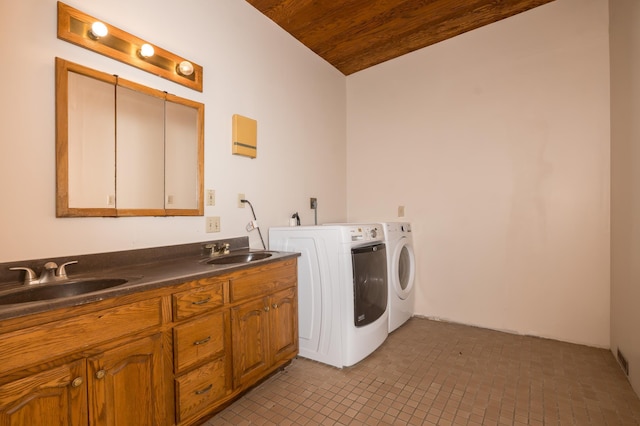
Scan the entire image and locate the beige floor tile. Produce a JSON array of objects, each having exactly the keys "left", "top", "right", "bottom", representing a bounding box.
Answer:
[{"left": 203, "top": 318, "right": 640, "bottom": 425}]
